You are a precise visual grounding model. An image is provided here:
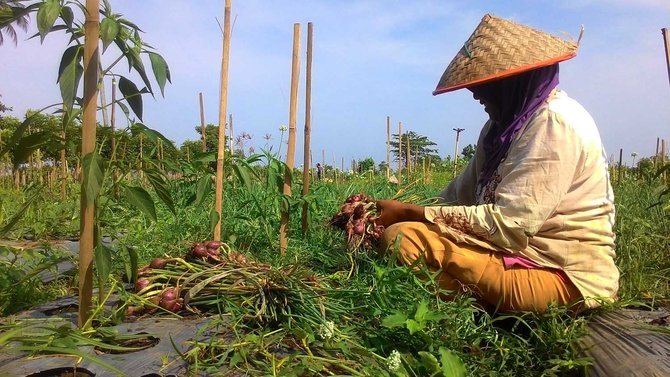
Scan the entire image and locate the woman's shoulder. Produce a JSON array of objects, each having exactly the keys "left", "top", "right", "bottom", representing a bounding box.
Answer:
[
  {"left": 540, "top": 90, "right": 602, "bottom": 142},
  {"left": 546, "top": 90, "right": 595, "bottom": 126}
]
